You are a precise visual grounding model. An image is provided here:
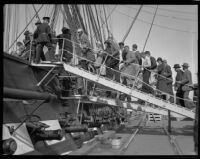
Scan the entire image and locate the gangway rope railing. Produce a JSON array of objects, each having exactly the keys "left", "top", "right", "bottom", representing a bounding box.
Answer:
[
  {"left": 142, "top": 5, "right": 158, "bottom": 52},
  {"left": 56, "top": 37, "right": 197, "bottom": 104},
  {"left": 52, "top": 37, "right": 196, "bottom": 90},
  {"left": 12, "top": 37, "right": 197, "bottom": 105},
  {"left": 55, "top": 45, "right": 197, "bottom": 113}
]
